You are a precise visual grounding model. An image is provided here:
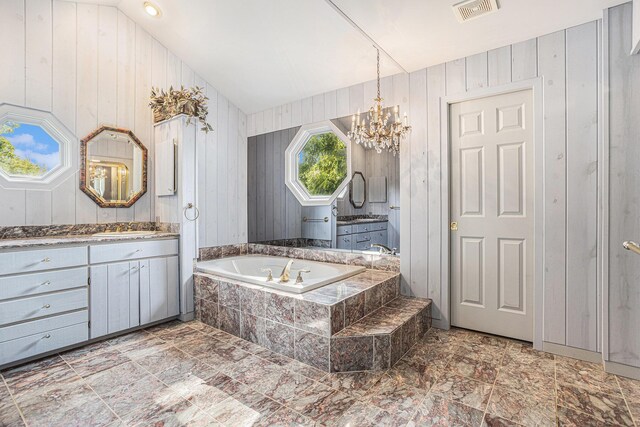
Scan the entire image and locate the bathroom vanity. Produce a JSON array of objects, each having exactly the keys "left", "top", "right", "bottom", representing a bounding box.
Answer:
[
  {"left": 0, "top": 233, "right": 179, "bottom": 367},
  {"left": 336, "top": 218, "right": 389, "bottom": 251}
]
